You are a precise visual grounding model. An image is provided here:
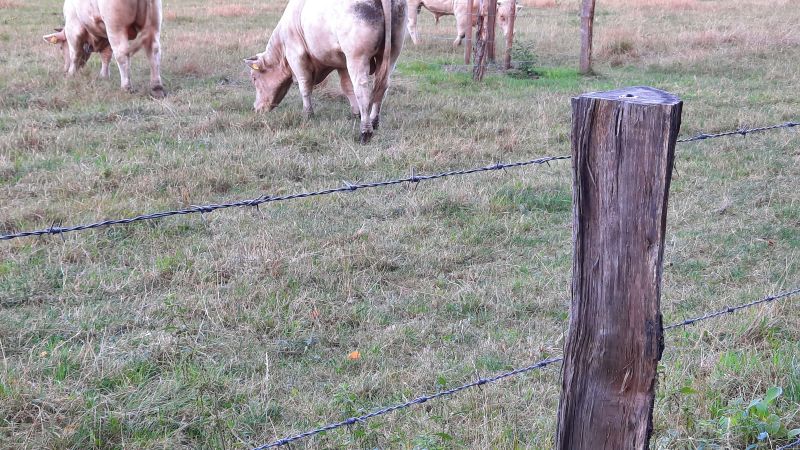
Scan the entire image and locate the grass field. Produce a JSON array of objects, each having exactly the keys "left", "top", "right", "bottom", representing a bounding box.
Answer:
[{"left": 1, "top": 0, "right": 799, "bottom": 448}]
